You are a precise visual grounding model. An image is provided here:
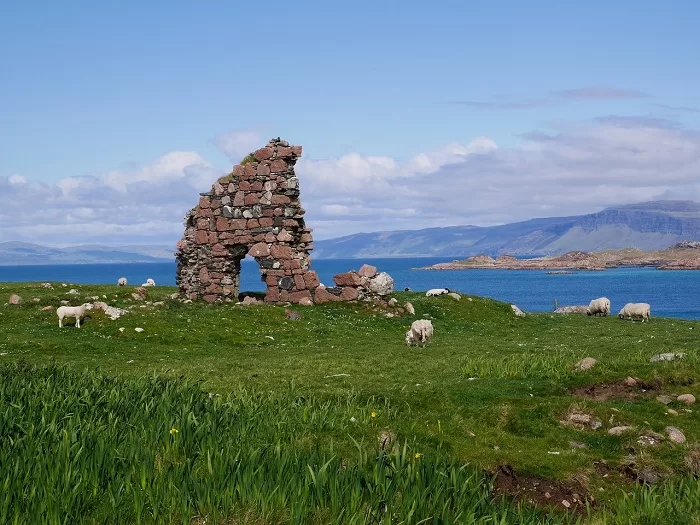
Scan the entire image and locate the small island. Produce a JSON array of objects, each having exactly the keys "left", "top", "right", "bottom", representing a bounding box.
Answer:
[{"left": 422, "top": 242, "right": 700, "bottom": 271}]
